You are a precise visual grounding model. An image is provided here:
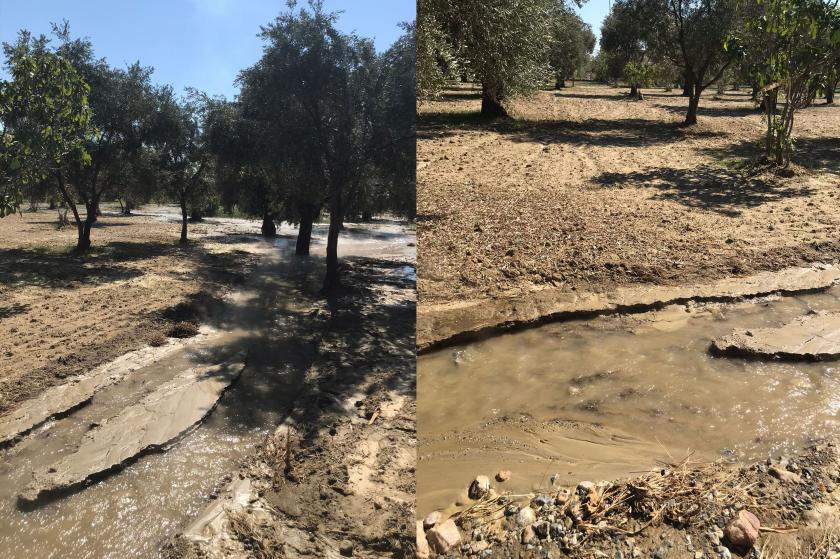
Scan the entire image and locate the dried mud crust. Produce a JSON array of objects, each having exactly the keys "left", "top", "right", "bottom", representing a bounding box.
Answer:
[
  {"left": 166, "top": 256, "right": 417, "bottom": 558},
  {"left": 0, "top": 209, "right": 260, "bottom": 416},
  {"left": 422, "top": 441, "right": 840, "bottom": 558},
  {"left": 417, "top": 83, "right": 840, "bottom": 308}
]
